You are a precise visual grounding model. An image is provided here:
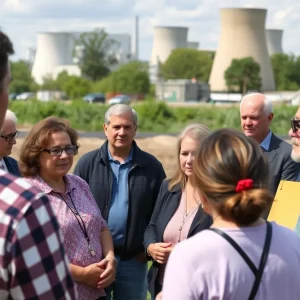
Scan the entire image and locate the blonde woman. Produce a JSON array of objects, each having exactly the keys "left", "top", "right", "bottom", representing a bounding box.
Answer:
[
  {"left": 144, "top": 124, "right": 212, "bottom": 299},
  {"left": 162, "top": 129, "right": 300, "bottom": 300}
]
